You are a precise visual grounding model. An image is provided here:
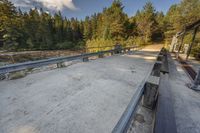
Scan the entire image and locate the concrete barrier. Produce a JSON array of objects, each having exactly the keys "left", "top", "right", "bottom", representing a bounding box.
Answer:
[
  {"left": 151, "top": 62, "right": 162, "bottom": 77},
  {"left": 143, "top": 75, "right": 160, "bottom": 110}
]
